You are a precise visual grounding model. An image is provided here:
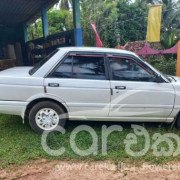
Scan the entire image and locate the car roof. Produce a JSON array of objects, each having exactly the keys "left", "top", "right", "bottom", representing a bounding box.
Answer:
[{"left": 58, "top": 47, "right": 137, "bottom": 56}]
